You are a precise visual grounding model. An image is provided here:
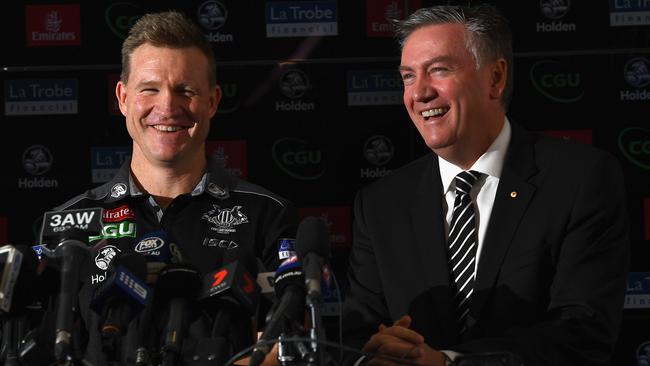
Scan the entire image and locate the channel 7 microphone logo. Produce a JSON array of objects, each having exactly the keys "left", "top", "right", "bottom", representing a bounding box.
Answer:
[
  {"left": 208, "top": 265, "right": 255, "bottom": 294},
  {"left": 211, "top": 268, "right": 229, "bottom": 288}
]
